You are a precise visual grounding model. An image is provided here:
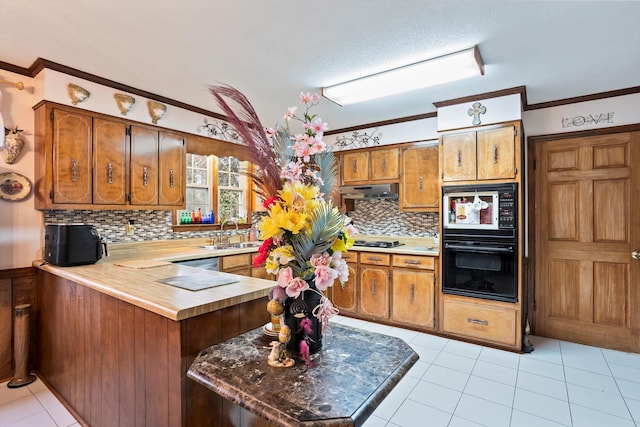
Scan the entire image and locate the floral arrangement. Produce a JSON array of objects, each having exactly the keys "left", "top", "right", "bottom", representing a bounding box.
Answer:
[{"left": 209, "top": 87, "right": 356, "bottom": 365}]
